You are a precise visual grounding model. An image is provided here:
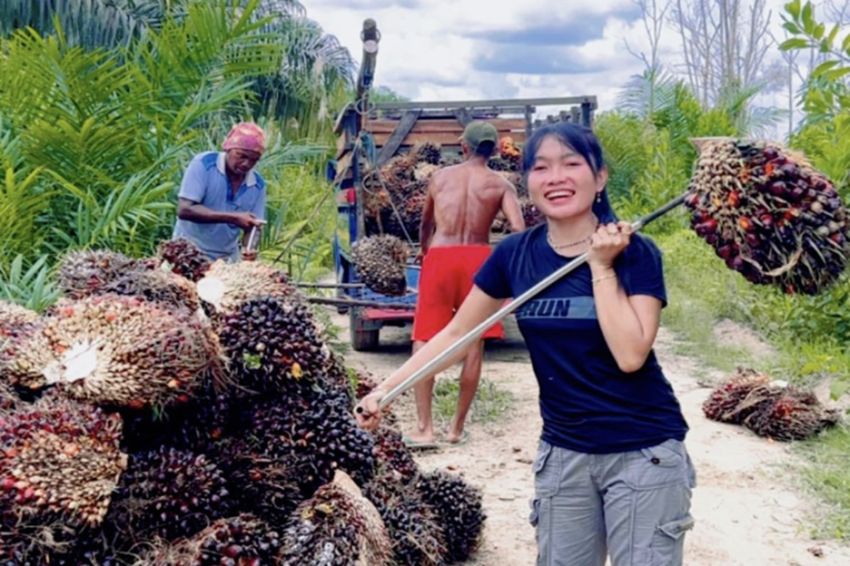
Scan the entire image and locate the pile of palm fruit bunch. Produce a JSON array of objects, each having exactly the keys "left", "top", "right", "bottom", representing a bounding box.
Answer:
[
  {"left": 0, "top": 239, "right": 486, "bottom": 564},
  {"left": 685, "top": 139, "right": 850, "bottom": 294},
  {"left": 352, "top": 234, "right": 411, "bottom": 295},
  {"left": 703, "top": 368, "right": 840, "bottom": 441},
  {"left": 363, "top": 142, "right": 443, "bottom": 240},
  {"left": 489, "top": 136, "right": 544, "bottom": 232}
]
